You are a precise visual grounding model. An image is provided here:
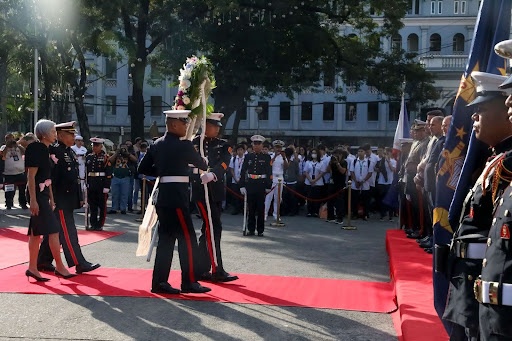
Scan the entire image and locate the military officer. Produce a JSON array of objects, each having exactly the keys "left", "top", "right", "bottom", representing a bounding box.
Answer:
[
  {"left": 191, "top": 113, "right": 239, "bottom": 283},
  {"left": 239, "top": 135, "right": 272, "bottom": 236},
  {"left": 442, "top": 72, "right": 512, "bottom": 341},
  {"left": 37, "top": 122, "right": 101, "bottom": 274},
  {"left": 475, "top": 40, "right": 512, "bottom": 341},
  {"left": 138, "top": 110, "right": 211, "bottom": 294},
  {"left": 264, "top": 139, "right": 288, "bottom": 221},
  {"left": 85, "top": 137, "right": 112, "bottom": 231}
]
